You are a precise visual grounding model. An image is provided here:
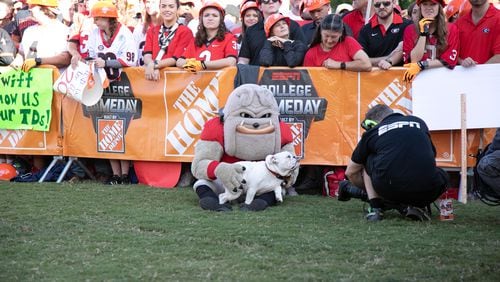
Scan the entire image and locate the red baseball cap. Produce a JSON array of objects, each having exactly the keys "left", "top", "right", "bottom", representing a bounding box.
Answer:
[{"left": 417, "top": 0, "right": 446, "bottom": 7}]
